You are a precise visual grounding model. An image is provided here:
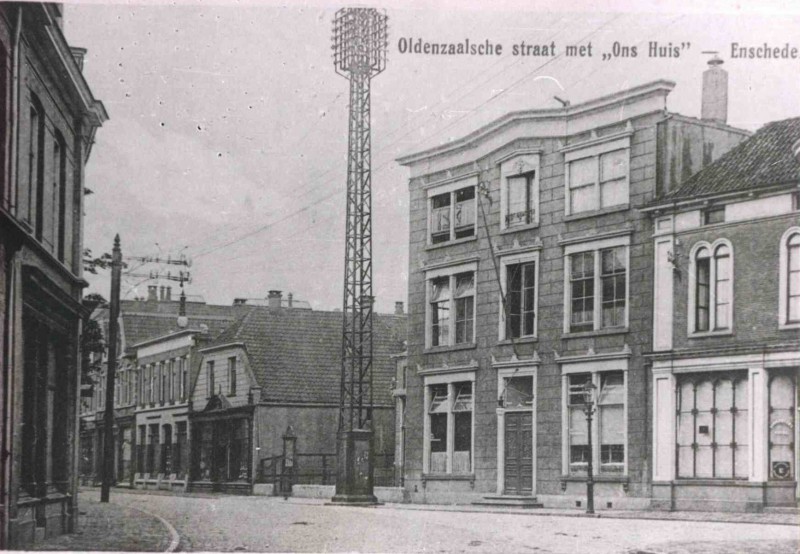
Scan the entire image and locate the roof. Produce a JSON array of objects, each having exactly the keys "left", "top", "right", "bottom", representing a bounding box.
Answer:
[
  {"left": 94, "top": 299, "right": 251, "bottom": 354},
  {"left": 661, "top": 116, "right": 800, "bottom": 202},
  {"left": 203, "top": 307, "right": 407, "bottom": 406}
]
